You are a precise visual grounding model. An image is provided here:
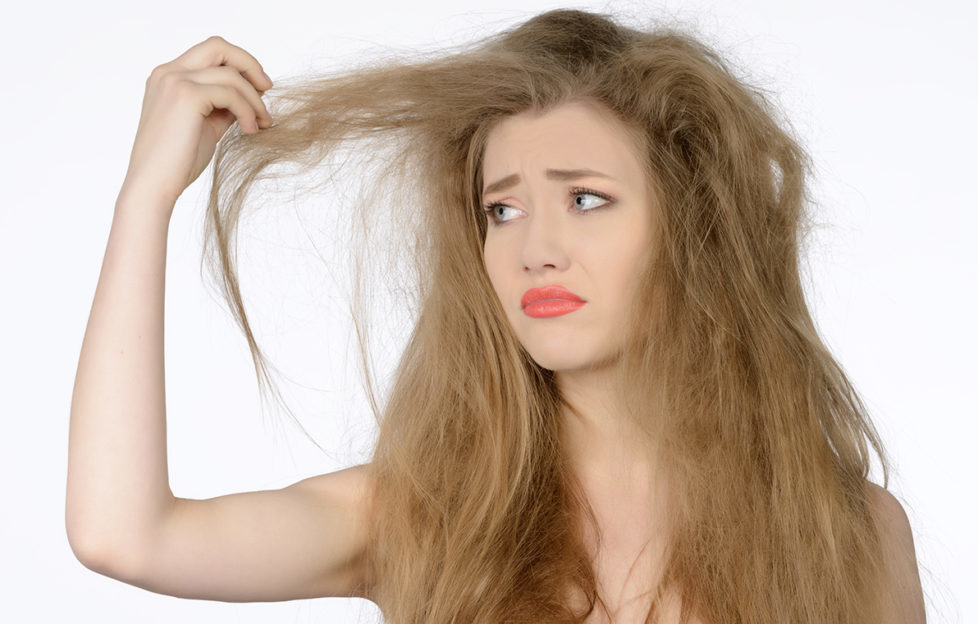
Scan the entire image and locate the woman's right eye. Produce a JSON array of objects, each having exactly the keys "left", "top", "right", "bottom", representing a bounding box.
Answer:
[{"left": 482, "top": 202, "right": 519, "bottom": 224}]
